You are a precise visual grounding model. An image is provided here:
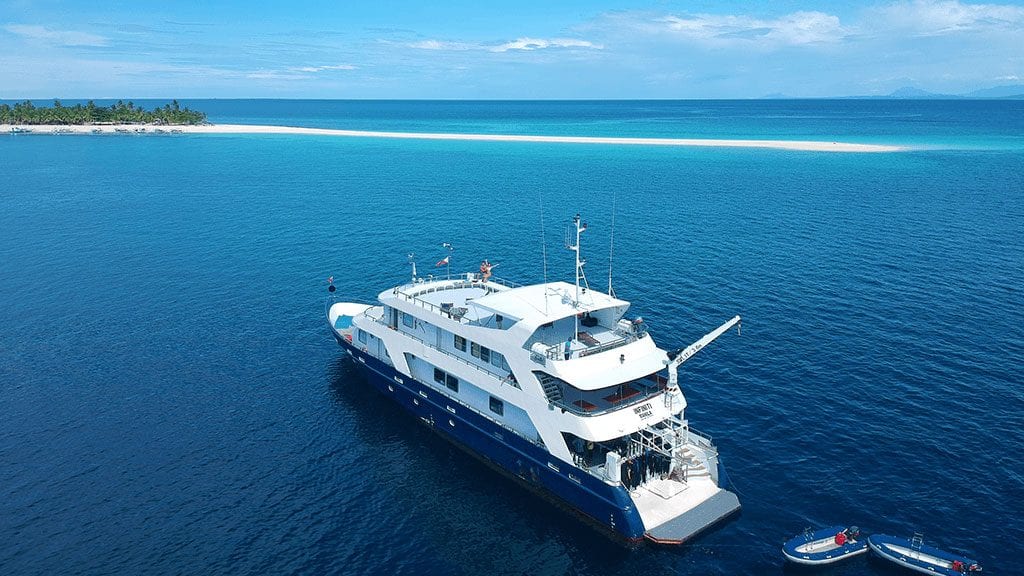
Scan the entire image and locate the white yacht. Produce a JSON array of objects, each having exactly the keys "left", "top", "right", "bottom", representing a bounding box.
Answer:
[{"left": 327, "top": 215, "right": 742, "bottom": 544}]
